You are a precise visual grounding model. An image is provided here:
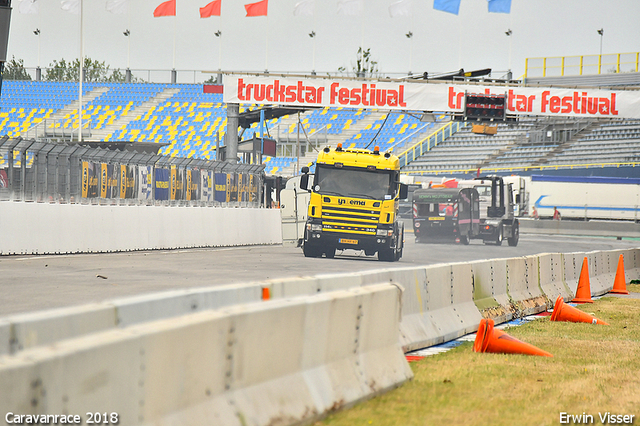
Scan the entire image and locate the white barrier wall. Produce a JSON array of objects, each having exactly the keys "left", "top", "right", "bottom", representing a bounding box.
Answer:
[
  {"left": 0, "top": 285, "right": 411, "bottom": 426},
  {"left": 4, "top": 248, "right": 640, "bottom": 359},
  {"left": 0, "top": 203, "right": 282, "bottom": 254},
  {"left": 2, "top": 248, "right": 639, "bottom": 426}
]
